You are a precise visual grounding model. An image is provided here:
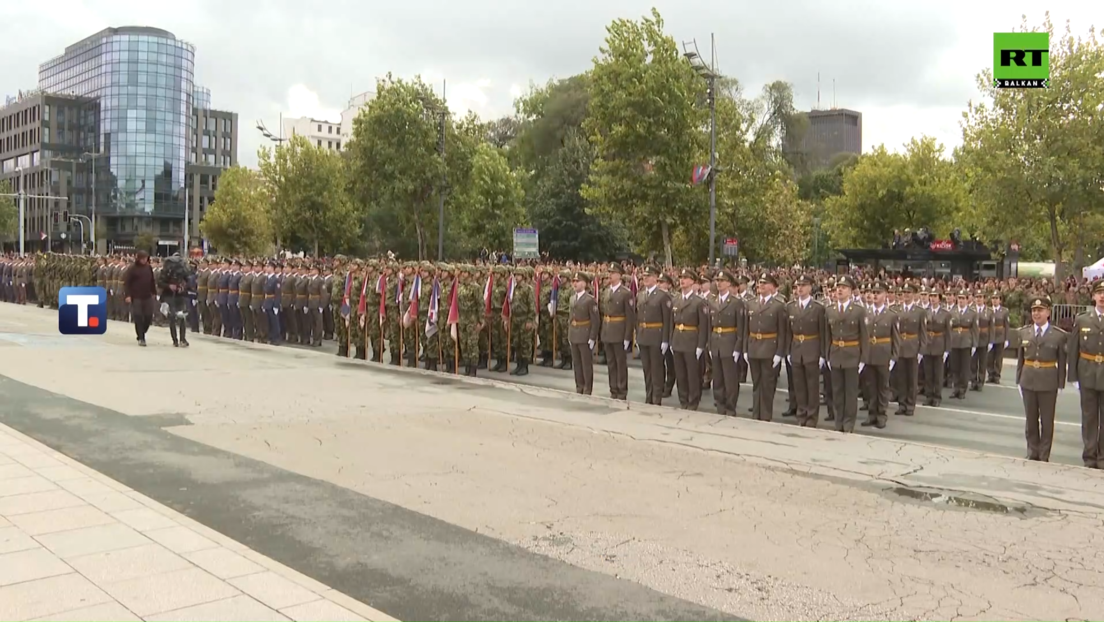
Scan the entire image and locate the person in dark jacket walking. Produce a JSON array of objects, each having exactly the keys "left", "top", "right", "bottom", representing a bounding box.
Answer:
[
  {"left": 160, "top": 253, "right": 190, "bottom": 347},
  {"left": 124, "top": 250, "right": 158, "bottom": 346}
]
